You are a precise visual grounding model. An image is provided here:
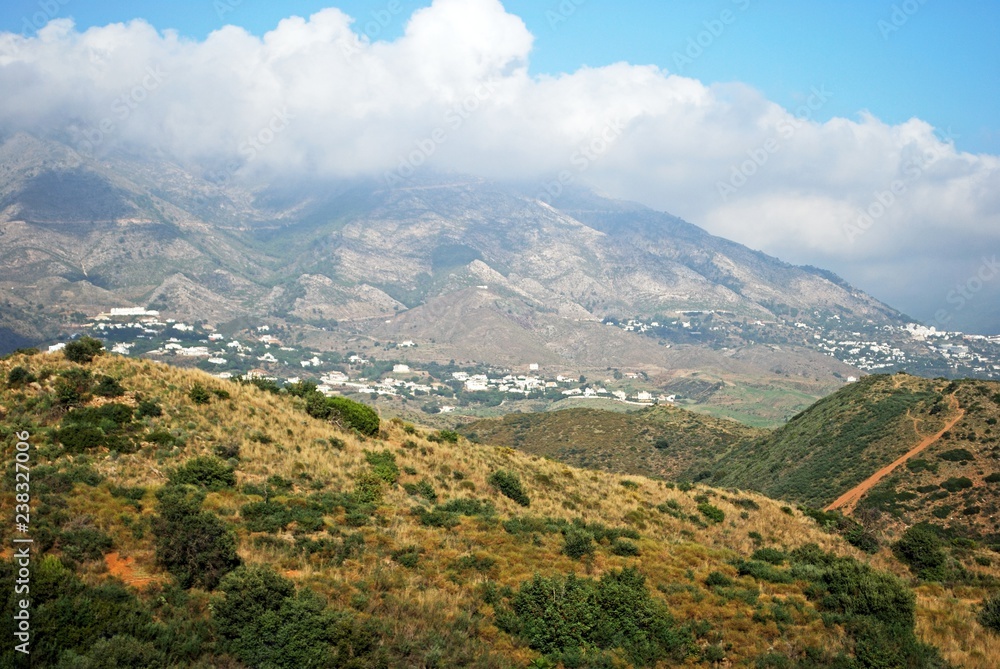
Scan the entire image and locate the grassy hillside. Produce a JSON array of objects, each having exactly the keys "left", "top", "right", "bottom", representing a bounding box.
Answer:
[
  {"left": 707, "top": 375, "right": 950, "bottom": 506},
  {"left": 706, "top": 373, "right": 1000, "bottom": 537},
  {"left": 1, "top": 351, "right": 998, "bottom": 667},
  {"left": 460, "top": 405, "right": 766, "bottom": 480}
]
